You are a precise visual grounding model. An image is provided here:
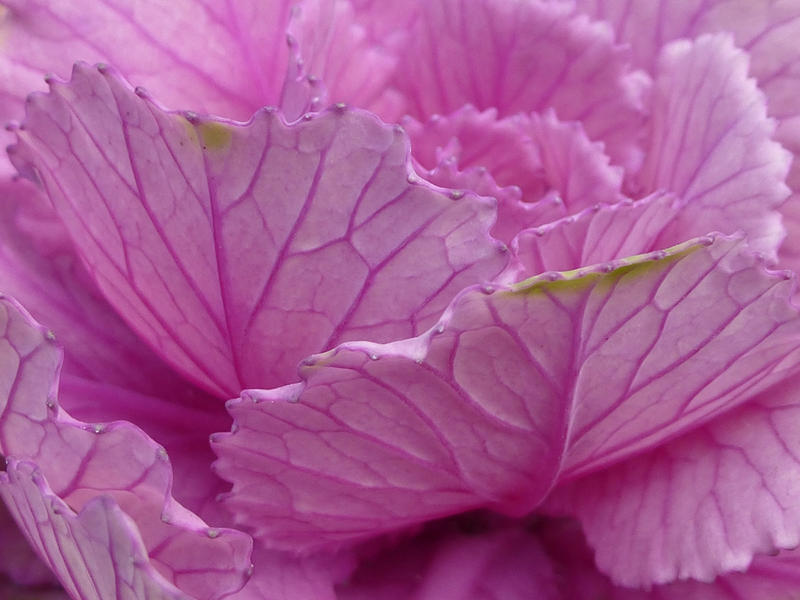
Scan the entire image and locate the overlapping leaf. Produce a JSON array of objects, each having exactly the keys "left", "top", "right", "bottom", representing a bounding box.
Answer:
[
  {"left": 214, "top": 236, "right": 800, "bottom": 555},
  {"left": 12, "top": 63, "right": 505, "bottom": 397},
  {"left": 0, "top": 297, "right": 253, "bottom": 599}
]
